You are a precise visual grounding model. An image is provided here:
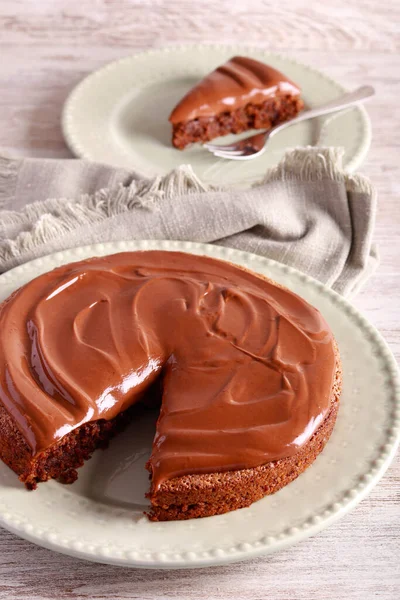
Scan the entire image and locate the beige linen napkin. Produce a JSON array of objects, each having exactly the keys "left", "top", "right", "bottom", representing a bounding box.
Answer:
[{"left": 0, "top": 148, "right": 378, "bottom": 297}]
